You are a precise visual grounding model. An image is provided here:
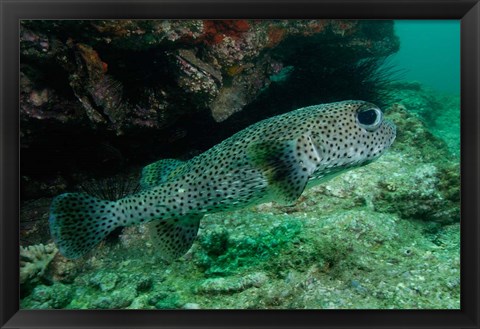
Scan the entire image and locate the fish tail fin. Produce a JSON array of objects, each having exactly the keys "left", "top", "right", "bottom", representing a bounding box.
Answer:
[
  {"left": 146, "top": 214, "right": 202, "bottom": 261},
  {"left": 49, "top": 192, "right": 124, "bottom": 259}
]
